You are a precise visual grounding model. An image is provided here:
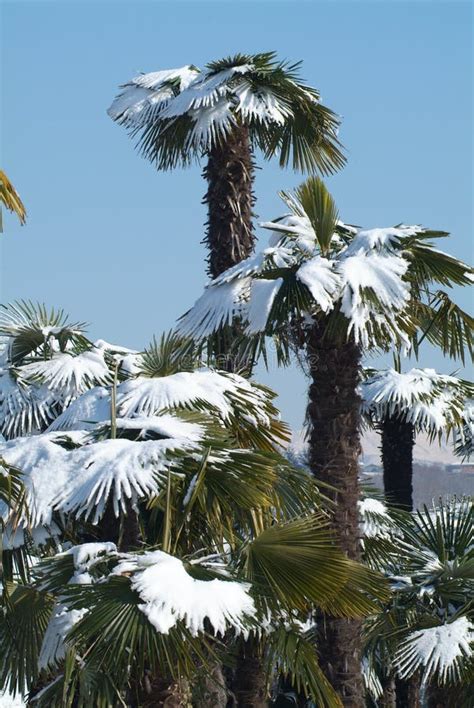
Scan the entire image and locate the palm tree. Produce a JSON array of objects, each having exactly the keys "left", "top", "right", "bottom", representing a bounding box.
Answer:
[
  {"left": 364, "top": 497, "right": 474, "bottom": 708},
  {"left": 108, "top": 52, "right": 345, "bottom": 279},
  {"left": 0, "top": 171, "right": 26, "bottom": 232},
  {"left": 177, "top": 176, "right": 473, "bottom": 703},
  {"left": 361, "top": 368, "right": 473, "bottom": 510},
  {"left": 0, "top": 322, "right": 387, "bottom": 707}
]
